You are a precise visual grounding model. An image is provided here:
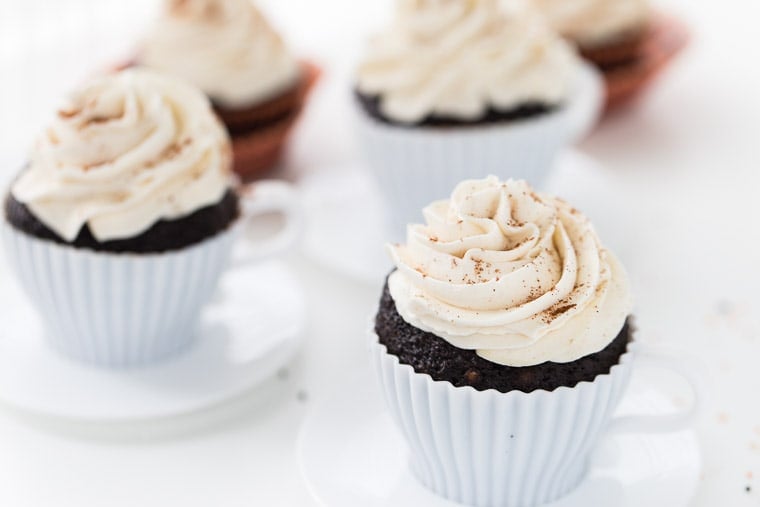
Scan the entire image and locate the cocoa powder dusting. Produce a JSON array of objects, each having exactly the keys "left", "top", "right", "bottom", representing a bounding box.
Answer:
[{"left": 548, "top": 304, "right": 576, "bottom": 318}]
